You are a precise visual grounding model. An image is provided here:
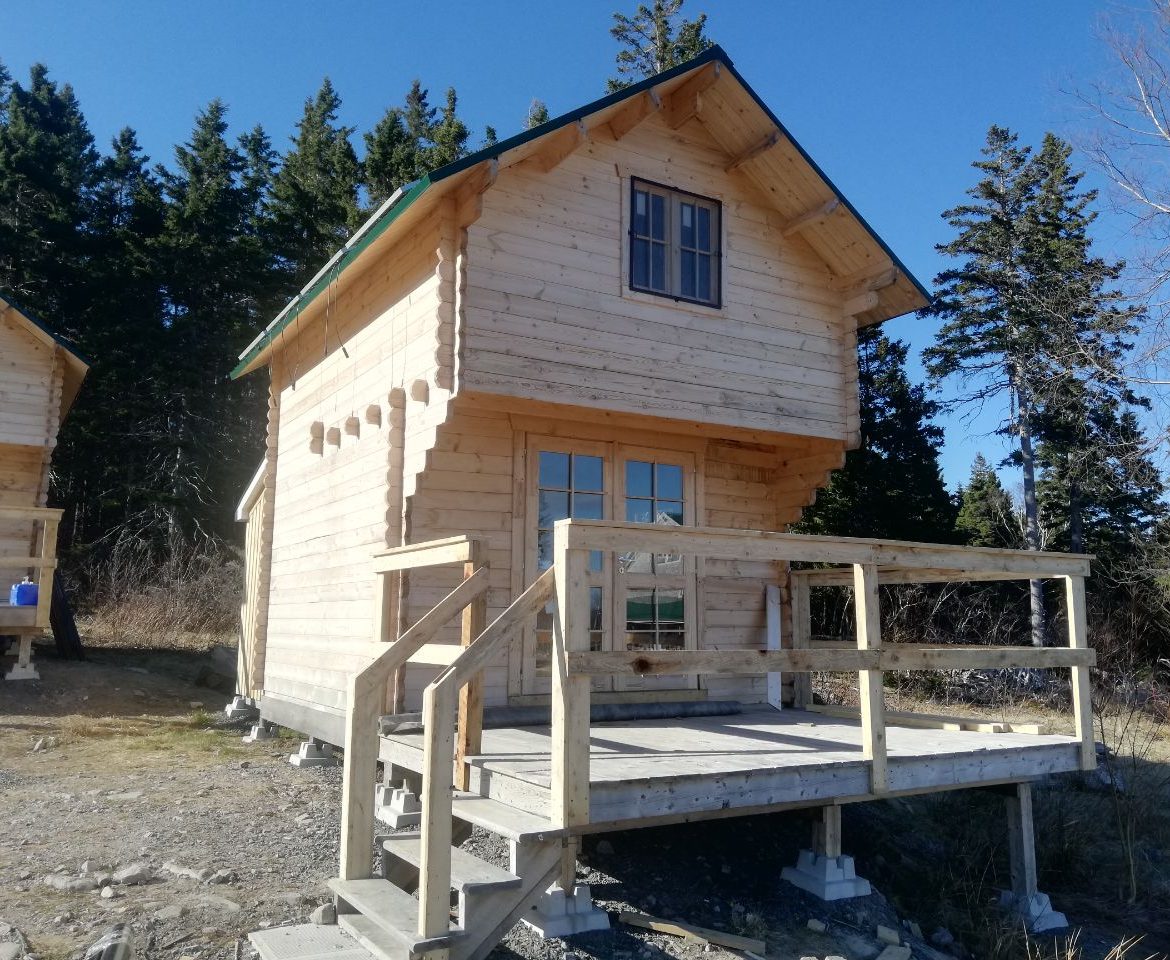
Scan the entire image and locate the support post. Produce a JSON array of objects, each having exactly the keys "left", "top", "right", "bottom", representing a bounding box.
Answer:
[
  {"left": 551, "top": 526, "right": 591, "bottom": 892},
  {"left": 1000, "top": 781, "right": 1068, "bottom": 932},
  {"left": 790, "top": 574, "right": 813, "bottom": 709},
  {"left": 853, "top": 563, "right": 887, "bottom": 792},
  {"left": 338, "top": 672, "right": 380, "bottom": 879},
  {"left": 418, "top": 680, "right": 456, "bottom": 940},
  {"left": 814, "top": 804, "right": 842, "bottom": 859},
  {"left": 455, "top": 543, "right": 487, "bottom": 790},
  {"left": 1064, "top": 576, "right": 1096, "bottom": 771},
  {"left": 765, "top": 583, "right": 783, "bottom": 709},
  {"left": 781, "top": 803, "right": 871, "bottom": 900},
  {"left": 36, "top": 518, "right": 58, "bottom": 630}
]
